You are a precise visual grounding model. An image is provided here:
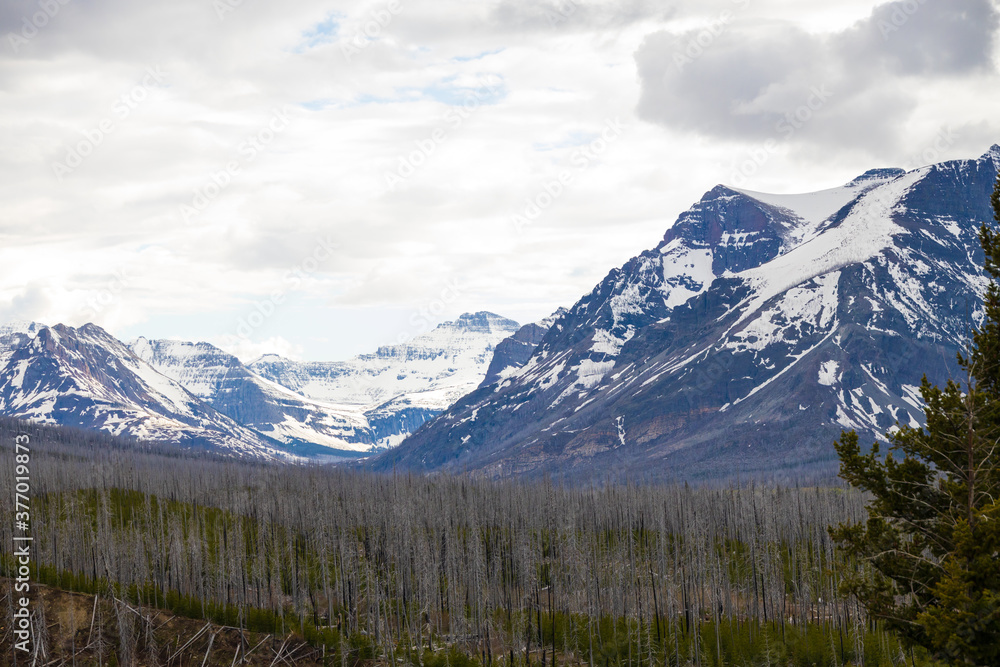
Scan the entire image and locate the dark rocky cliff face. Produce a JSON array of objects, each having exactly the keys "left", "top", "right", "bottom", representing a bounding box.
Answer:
[{"left": 480, "top": 321, "right": 553, "bottom": 388}]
